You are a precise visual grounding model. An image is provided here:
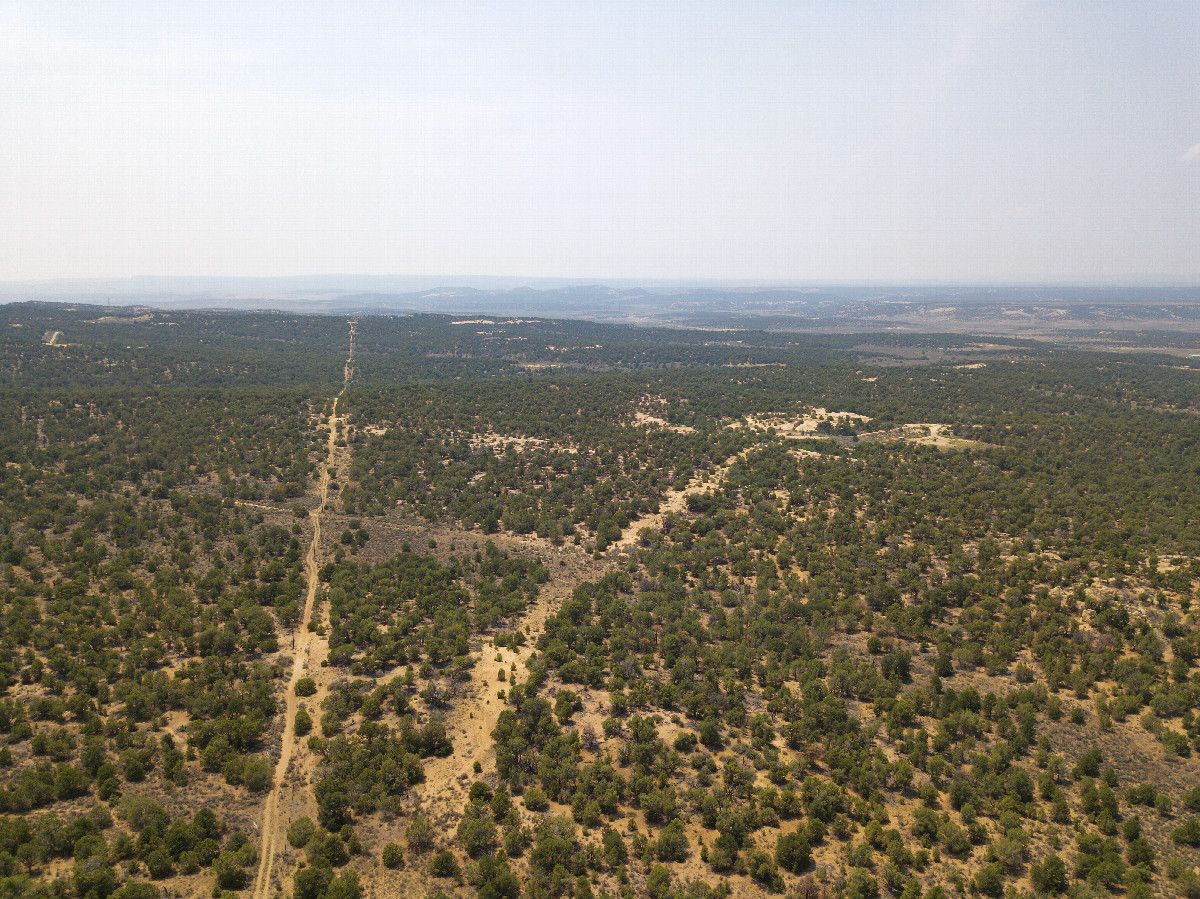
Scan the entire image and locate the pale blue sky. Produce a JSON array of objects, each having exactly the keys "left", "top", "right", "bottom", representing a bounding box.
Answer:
[{"left": 2, "top": 1, "right": 1198, "bottom": 282}]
